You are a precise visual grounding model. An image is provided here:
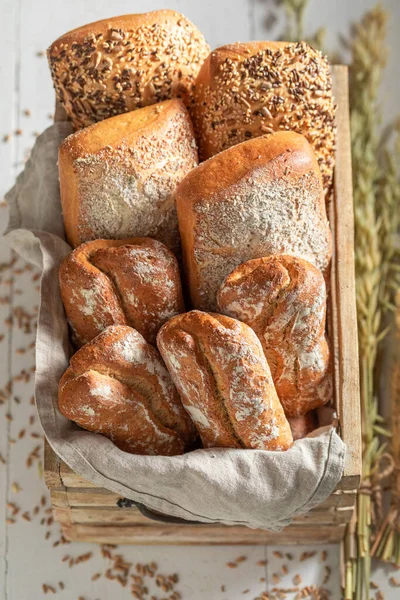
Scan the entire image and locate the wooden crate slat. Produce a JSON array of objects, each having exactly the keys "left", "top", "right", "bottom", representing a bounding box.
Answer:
[
  {"left": 331, "top": 66, "right": 362, "bottom": 488},
  {"left": 57, "top": 506, "right": 353, "bottom": 527},
  {"left": 60, "top": 523, "right": 346, "bottom": 545}
]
